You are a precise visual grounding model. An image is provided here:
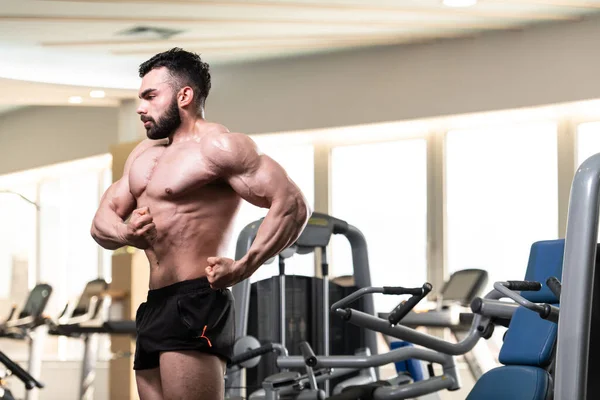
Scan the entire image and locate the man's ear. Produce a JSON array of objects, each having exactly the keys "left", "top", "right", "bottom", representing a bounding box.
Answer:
[{"left": 178, "top": 86, "right": 194, "bottom": 108}]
